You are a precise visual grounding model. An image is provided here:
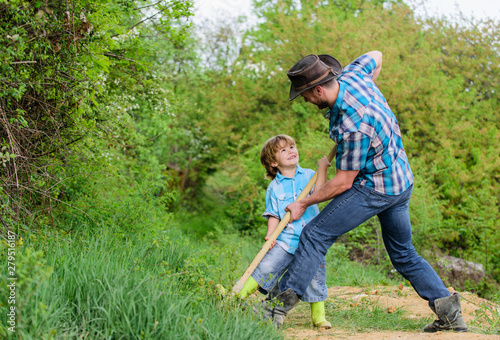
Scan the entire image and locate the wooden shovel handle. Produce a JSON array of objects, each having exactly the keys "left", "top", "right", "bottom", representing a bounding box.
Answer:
[{"left": 232, "top": 144, "right": 337, "bottom": 293}]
